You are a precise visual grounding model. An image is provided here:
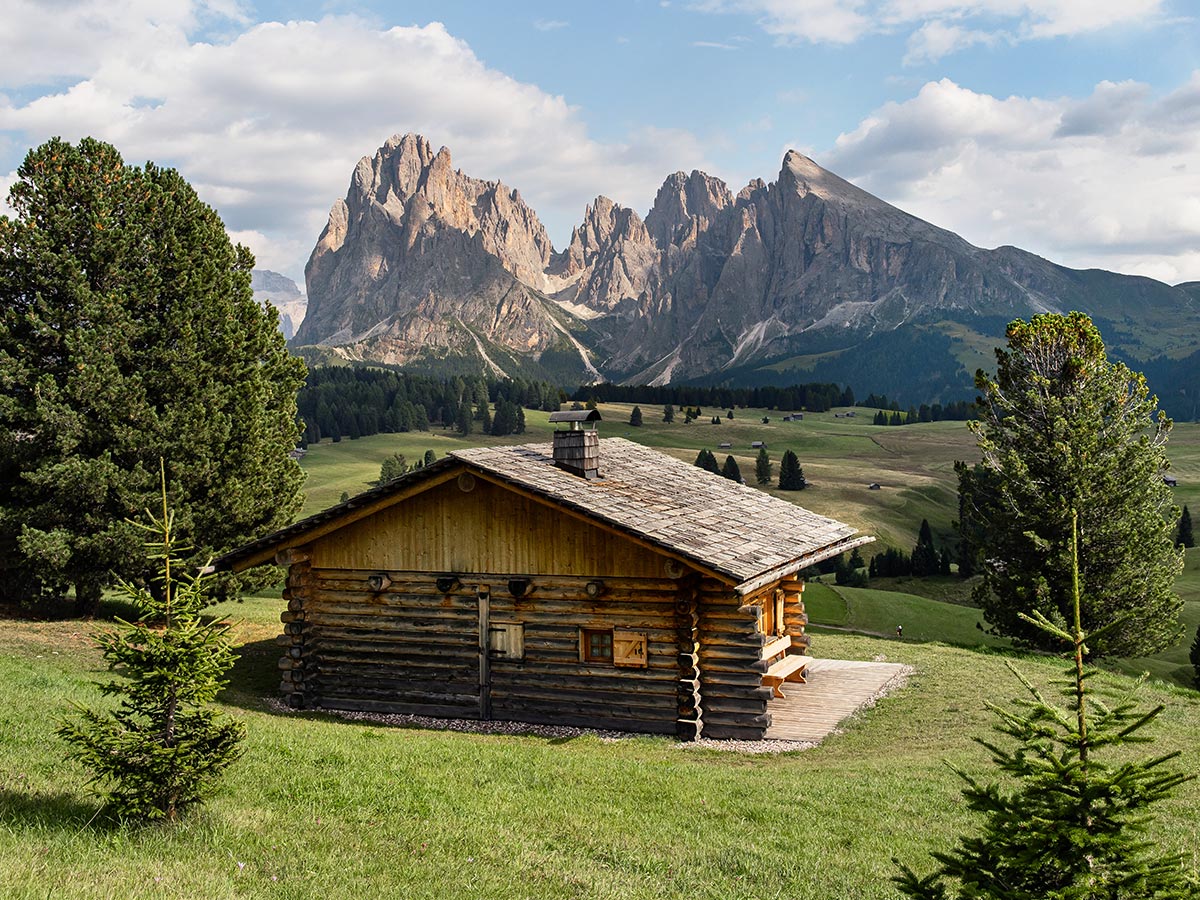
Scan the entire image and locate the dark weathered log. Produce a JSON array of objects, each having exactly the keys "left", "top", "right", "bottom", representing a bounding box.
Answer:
[
  {"left": 316, "top": 697, "right": 481, "bottom": 718},
  {"left": 489, "top": 688, "right": 673, "bottom": 716}
]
